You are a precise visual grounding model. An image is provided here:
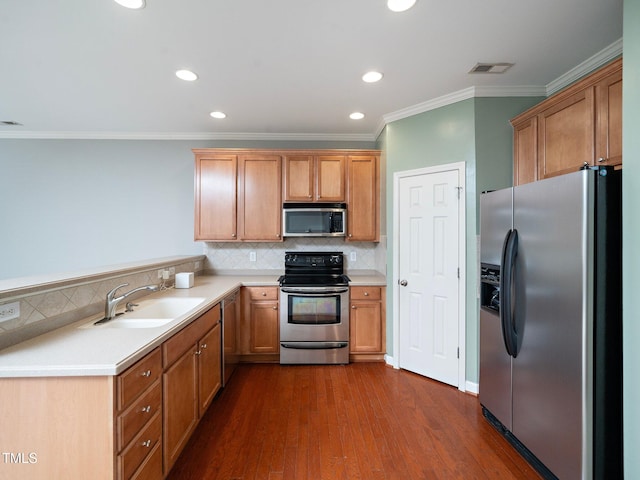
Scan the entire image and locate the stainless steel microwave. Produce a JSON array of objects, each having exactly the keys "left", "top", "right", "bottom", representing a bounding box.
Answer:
[{"left": 282, "top": 203, "right": 347, "bottom": 237}]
